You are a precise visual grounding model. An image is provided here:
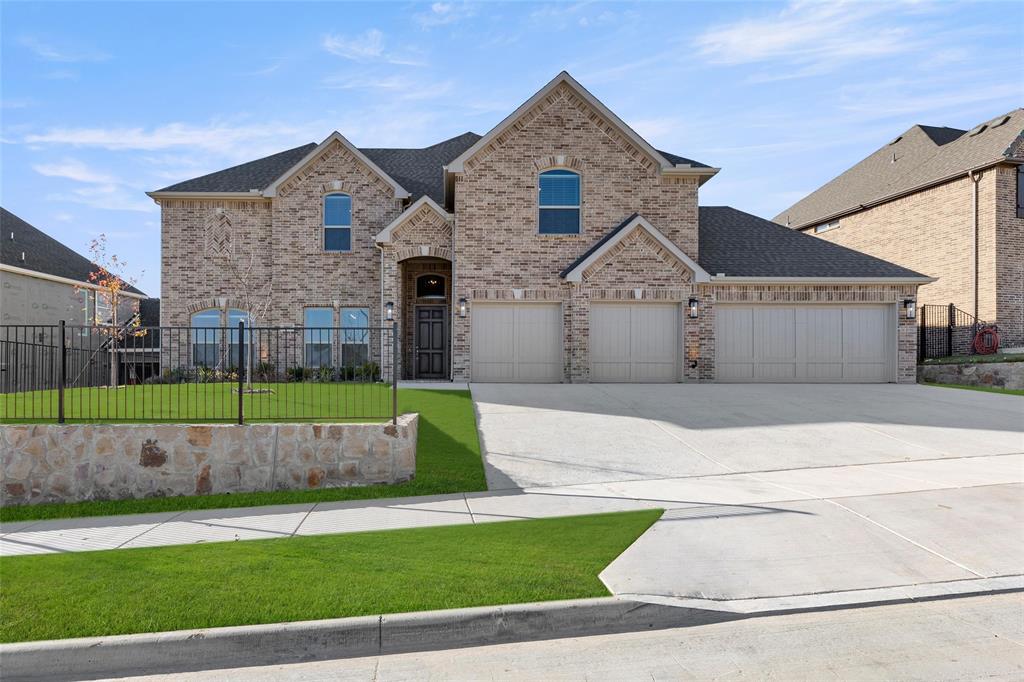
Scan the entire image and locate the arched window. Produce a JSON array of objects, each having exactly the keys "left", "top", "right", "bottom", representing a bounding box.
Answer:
[
  {"left": 538, "top": 169, "right": 580, "bottom": 234},
  {"left": 416, "top": 273, "right": 446, "bottom": 299},
  {"left": 324, "top": 193, "right": 352, "bottom": 252},
  {"left": 190, "top": 309, "right": 221, "bottom": 367},
  {"left": 226, "top": 309, "right": 249, "bottom": 367}
]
